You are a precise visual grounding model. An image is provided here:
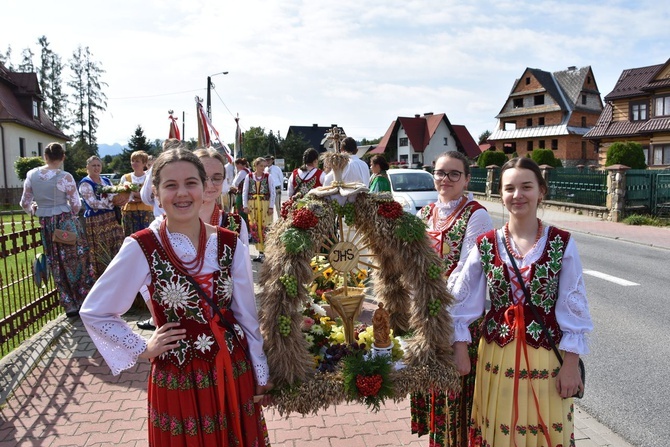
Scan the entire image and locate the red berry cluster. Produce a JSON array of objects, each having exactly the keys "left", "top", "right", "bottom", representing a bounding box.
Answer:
[
  {"left": 355, "top": 374, "right": 383, "bottom": 397},
  {"left": 377, "top": 201, "right": 404, "bottom": 219},
  {"left": 280, "top": 198, "right": 295, "bottom": 219},
  {"left": 292, "top": 208, "right": 319, "bottom": 229}
]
